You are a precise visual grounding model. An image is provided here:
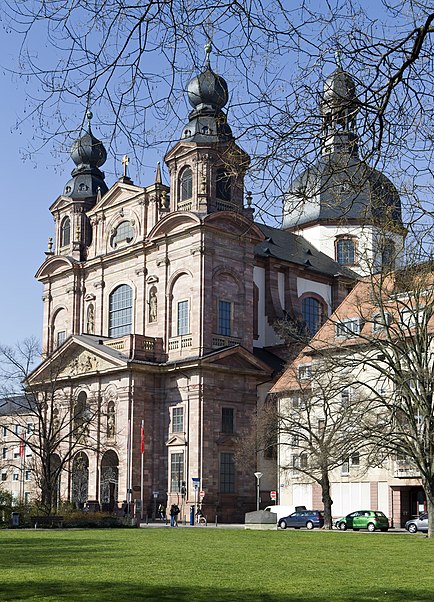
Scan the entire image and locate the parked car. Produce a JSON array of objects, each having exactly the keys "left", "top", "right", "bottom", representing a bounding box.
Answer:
[
  {"left": 336, "top": 510, "right": 389, "bottom": 532},
  {"left": 405, "top": 513, "right": 428, "bottom": 533},
  {"left": 264, "top": 505, "right": 306, "bottom": 521},
  {"left": 278, "top": 510, "right": 324, "bottom": 530}
]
